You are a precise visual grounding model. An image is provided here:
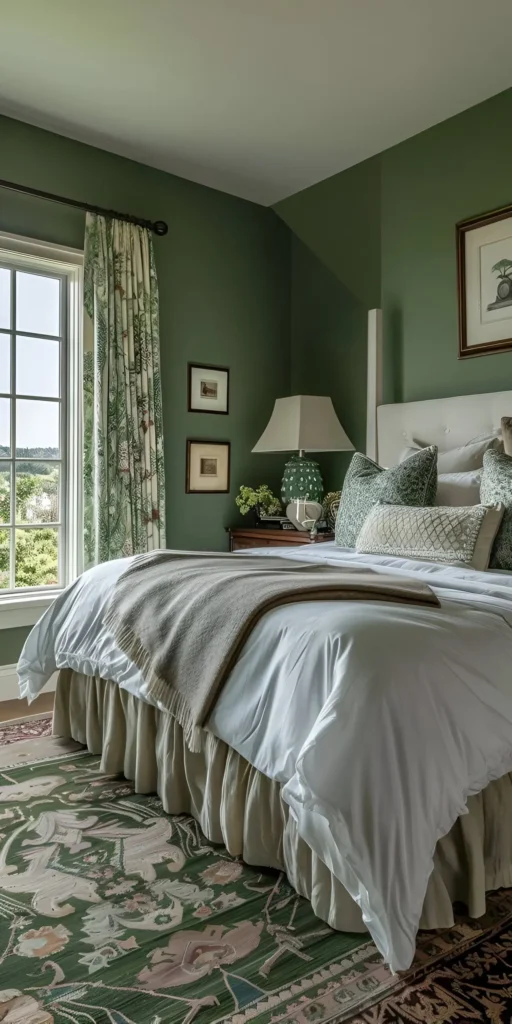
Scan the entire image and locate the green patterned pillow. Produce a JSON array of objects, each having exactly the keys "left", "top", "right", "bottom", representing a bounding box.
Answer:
[
  {"left": 335, "top": 446, "right": 438, "bottom": 548},
  {"left": 480, "top": 449, "right": 512, "bottom": 569}
]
